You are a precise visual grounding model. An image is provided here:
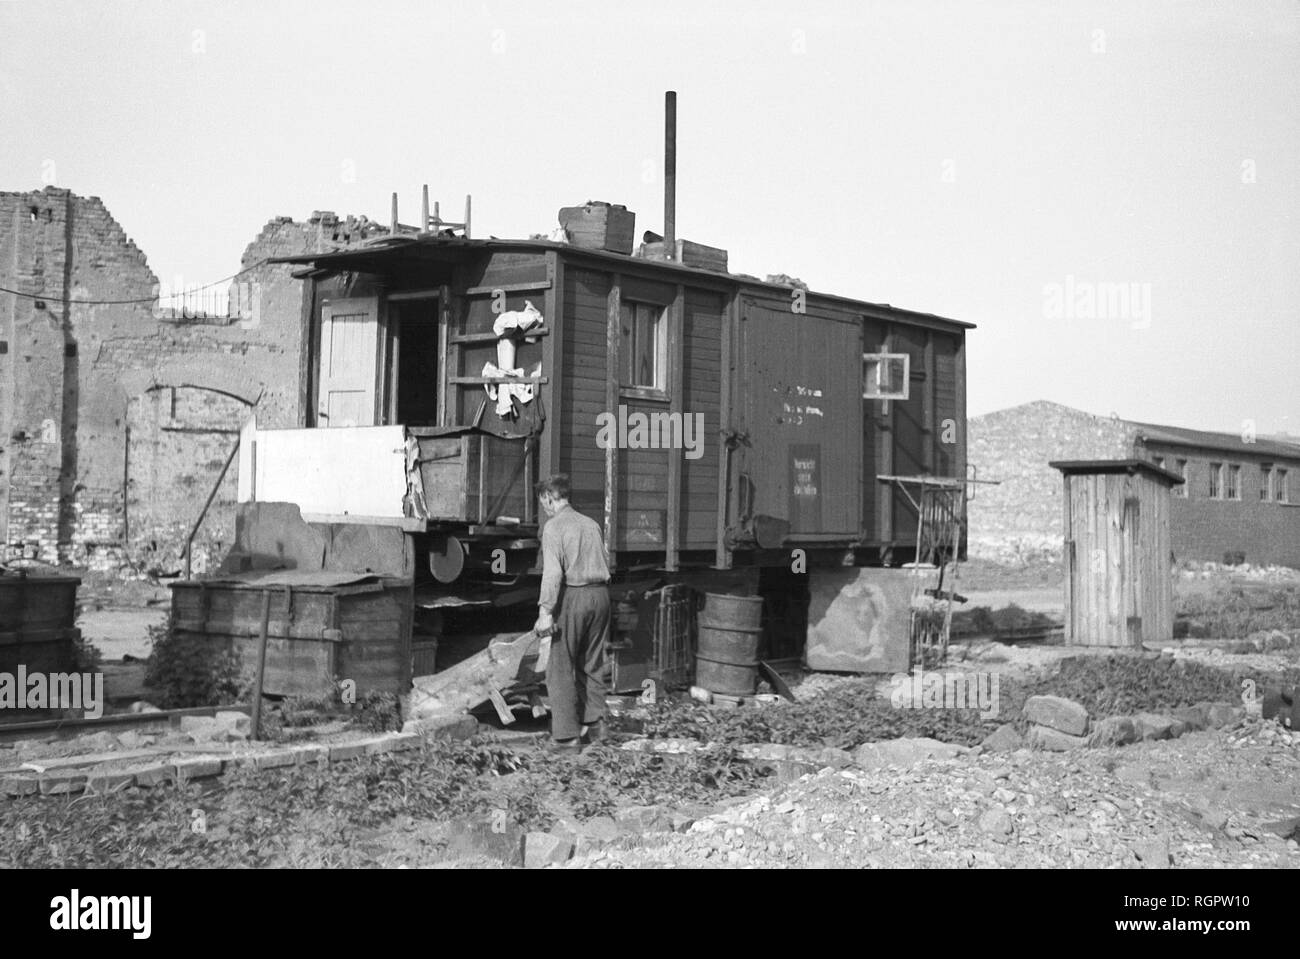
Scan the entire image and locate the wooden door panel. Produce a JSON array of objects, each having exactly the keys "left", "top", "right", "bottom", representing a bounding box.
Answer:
[{"left": 319, "top": 299, "right": 379, "bottom": 427}]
